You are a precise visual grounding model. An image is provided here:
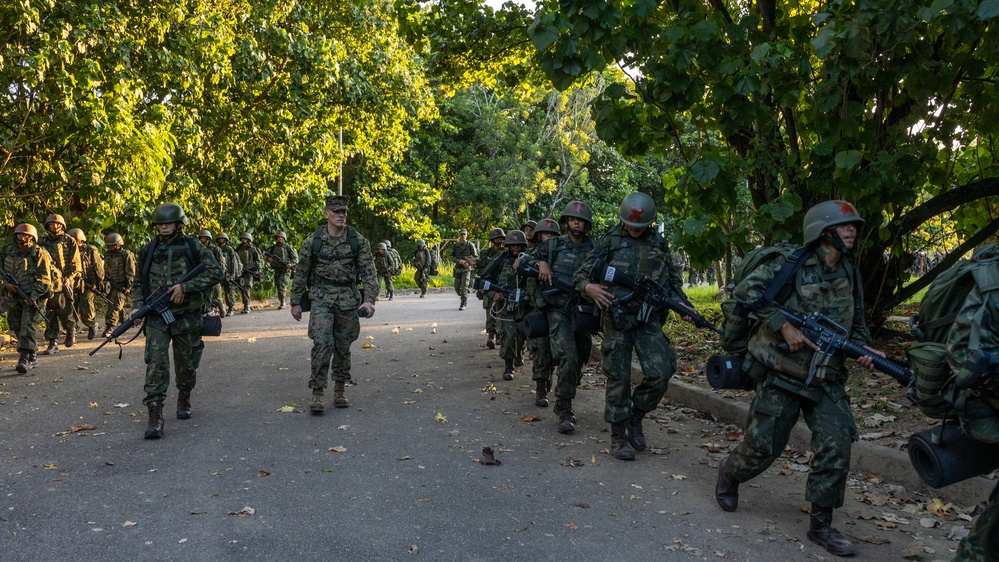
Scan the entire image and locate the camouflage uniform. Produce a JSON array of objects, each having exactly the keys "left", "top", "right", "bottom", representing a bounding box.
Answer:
[
  {"left": 236, "top": 240, "right": 262, "bottom": 311},
  {"left": 199, "top": 239, "right": 226, "bottom": 315},
  {"left": 374, "top": 248, "right": 395, "bottom": 299},
  {"left": 217, "top": 238, "right": 243, "bottom": 313},
  {"left": 722, "top": 244, "right": 867, "bottom": 509},
  {"left": 476, "top": 243, "right": 503, "bottom": 339},
  {"left": 40, "top": 232, "right": 82, "bottom": 345},
  {"left": 266, "top": 240, "right": 299, "bottom": 307},
  {"left": 132, "top": 235, "right": 223, "bottom": 407},
  {"left": 291, "top": 227, "right": 378, "bottom": 390},
  {"left": 104, "top": 245, "right": 136, "bottom": 331},
  {"left": 2, "top": 242, "right": 53, "bottom": 355},
  {"left": 75, "top": 242, "right": 105, "bottom": 333},
  {"left": 575, "top": 223, "right": 682, "bottom": 425},
  {"left": 413, "top": 245, "right": 431, "bottom": 296},
  {"left": 450, "top": 238, "right": 477, "bottom": 307}
]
